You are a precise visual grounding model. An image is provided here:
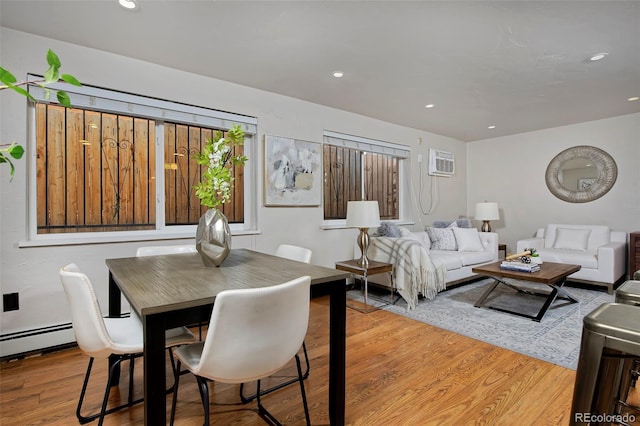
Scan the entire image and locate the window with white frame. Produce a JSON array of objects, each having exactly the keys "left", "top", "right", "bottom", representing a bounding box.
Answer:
[
  {"left": 27, "top": 76, "right": 257, "bottom": 241},
  {"left": 322, "top": 131, "right": 410, "bottom": 222}
]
